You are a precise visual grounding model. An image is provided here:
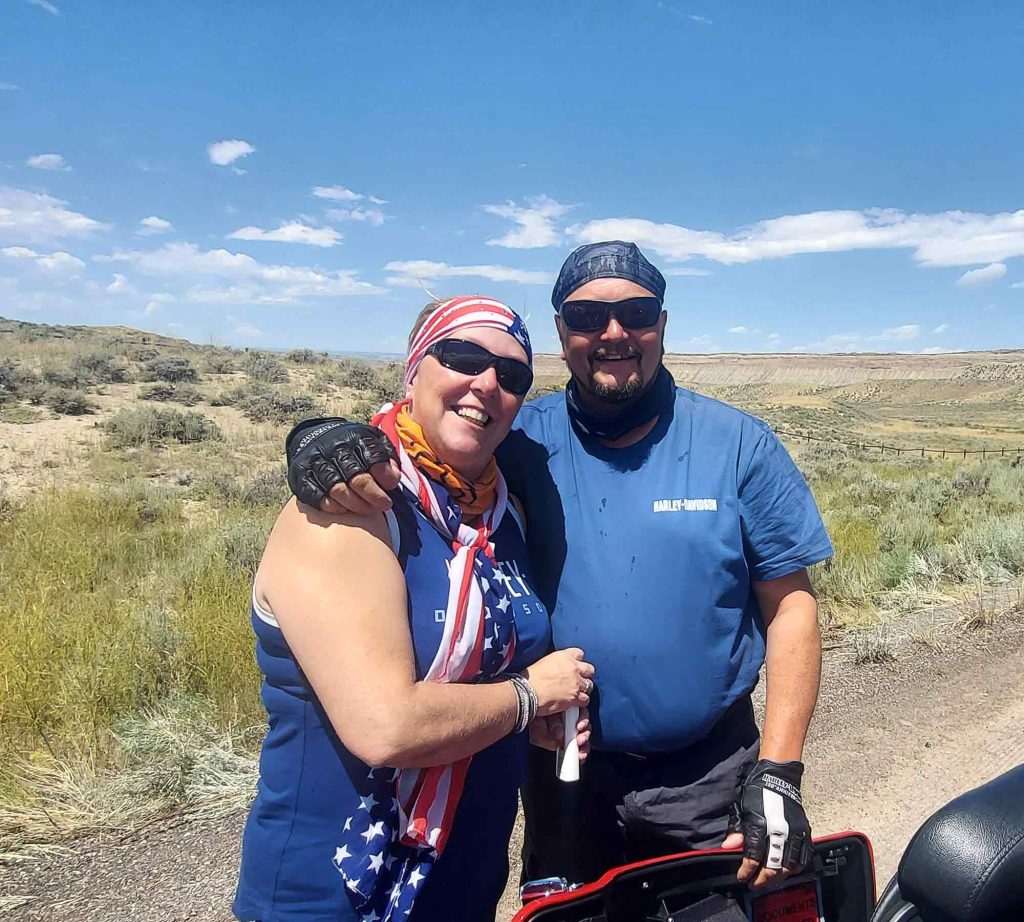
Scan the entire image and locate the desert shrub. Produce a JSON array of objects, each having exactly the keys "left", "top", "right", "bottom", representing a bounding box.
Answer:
[
  {"left": 201, "top": 351, "right": 238, "bottom": 374},
  {"left": 0, "top": 359, "right": 37, "bottom": 402},
  {"left": 143, "top": 356, "right": 199, "bottom": 384},
  {"left": 350, "top": 398, "right": 380, "bottom": 423},
  {"left": 105, "top": 407, "right": 222, "bottom": 447},
  {"left": 40, "top": 364, "right": 86, "bottom": 389},
  {"left": 285, "top": 348, "right": 328, "bottom": 365},
  {"left": 241, "top": 391, "right": 322, "bottom": 425},
  {"left": 243, "top": 351, "right": 288, "bottom": 383},
  {"left": 336, "top": 358, "right": 379, "bottom": 390},
  {"left": 370, "top": 362, "right": 405, "bottom": 403},
  {"left": 213, "top": 383, "right": 322, "bottom": 425},
  {"left": 43, "top": 387, "right": 98, "bottom": 416},
  {"left": 0, "top": 360, "right": 17, "bottom": 400},
  {"left": 127, "top": 346, "right": 160, "bottom": 363},
  {"left": 139, "top": 383, "right": 202, "bottom": 406},
  {"left": 195, "top": 466, "right": 289, "bottom": 510},
  {"left": 72, "top": 350, "right": 132, "bottom": 384}
]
